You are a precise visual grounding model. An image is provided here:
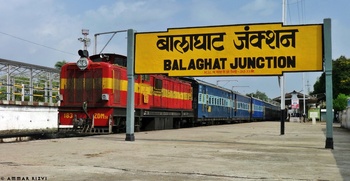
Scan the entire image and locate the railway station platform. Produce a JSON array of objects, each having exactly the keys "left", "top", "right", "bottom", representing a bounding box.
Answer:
[
  {"left": 1, "top": 121, "right": 349, "bottom": 181},
  {"left": 0, "top": 101, "right": 58, "bottom": 138}
]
